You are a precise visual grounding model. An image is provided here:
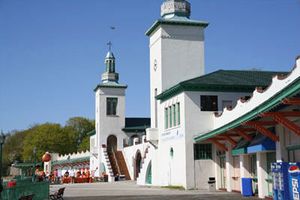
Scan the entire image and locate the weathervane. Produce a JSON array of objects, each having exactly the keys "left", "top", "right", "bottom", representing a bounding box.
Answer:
[
  {"left": 107, "top": 41, "right": 112, "bottom": 51},
  {"left": 107, "top": 26, "right": 116, "bottom": 52}
]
